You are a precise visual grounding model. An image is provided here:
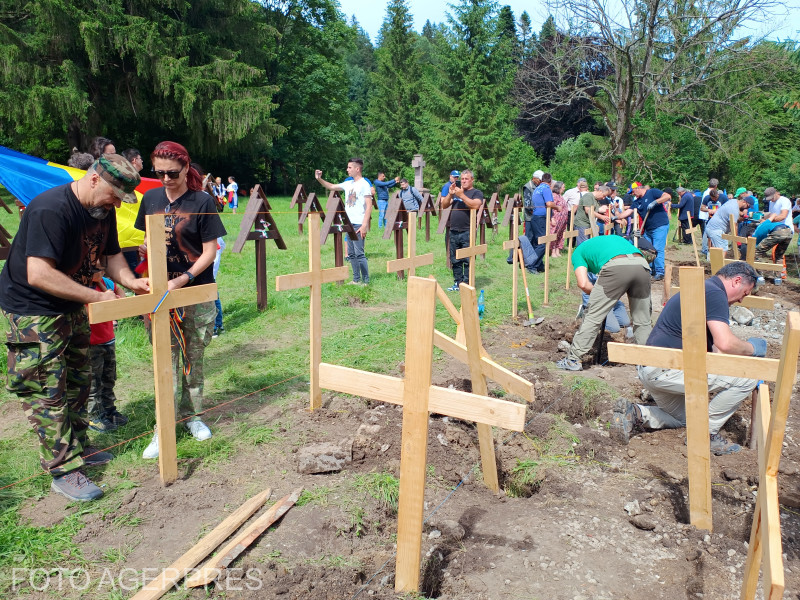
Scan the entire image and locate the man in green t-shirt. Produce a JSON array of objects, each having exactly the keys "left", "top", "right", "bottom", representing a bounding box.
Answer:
[
  {"left": 557, "top": 236, "right": 654, "bottom": 371},
  {"left": 574, "top": 186, "right": 611, "bottom": 246}
]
